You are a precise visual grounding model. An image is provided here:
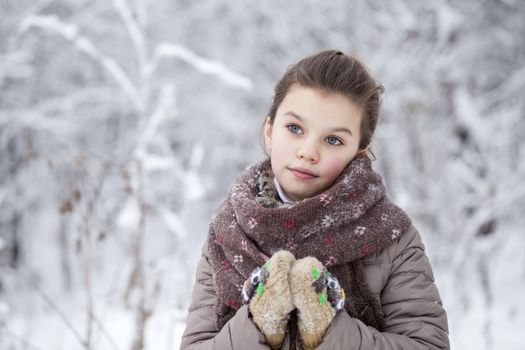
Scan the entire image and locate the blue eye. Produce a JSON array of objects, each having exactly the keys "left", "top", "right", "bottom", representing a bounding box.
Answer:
[
  {"left": 287, "top": 124, "right": 302, "bottom": 134},
  {"left": 326, "top": 136, "right": 343, "bottom": 146}
]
